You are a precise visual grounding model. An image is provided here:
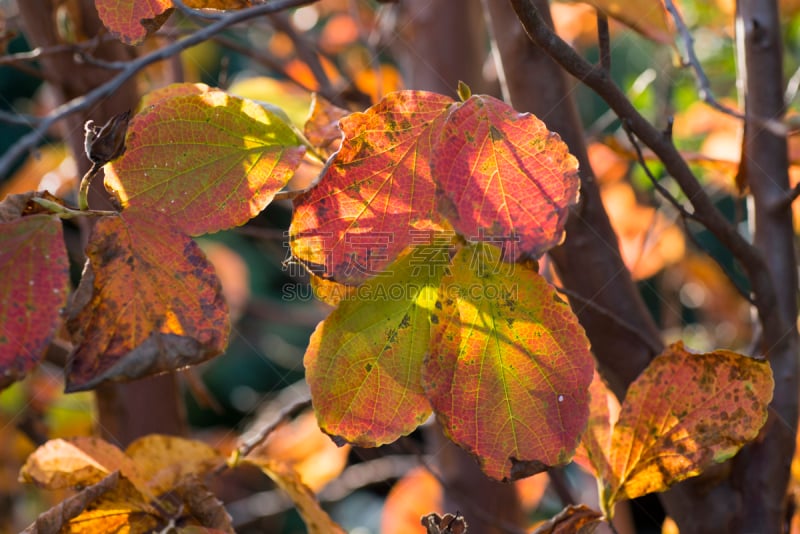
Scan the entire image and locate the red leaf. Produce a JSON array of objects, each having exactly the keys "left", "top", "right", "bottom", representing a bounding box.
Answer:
[
  {"left": 64, "top": 213, "right": 229, "bottom": 391},
  {"left": 0, "top": 193, "right": 69, "bottom": 390},
  {"left": 423, "top": 243, "right": 593, "bottom": 481},
  {"left": 290, "top": 91, "right": 451, "bottom": 284},
  {"left": 433, "top": 95, "right": 579, "bottom": 261},
  {"left": 94, "top": 0, "right": 173, "bottom": 45},
  {"left": 105, "top": 86, "right": 305, "bottom": 236}
]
